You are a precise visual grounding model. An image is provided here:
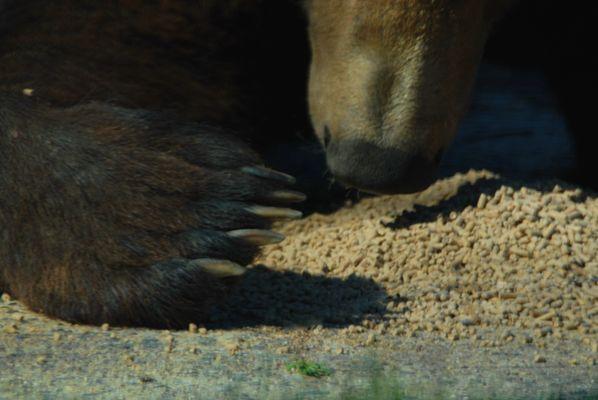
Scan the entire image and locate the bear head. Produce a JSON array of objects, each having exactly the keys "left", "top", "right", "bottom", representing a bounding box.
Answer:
[{"left": 305, "top": 0, "right": 516, "bottom": 193}]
